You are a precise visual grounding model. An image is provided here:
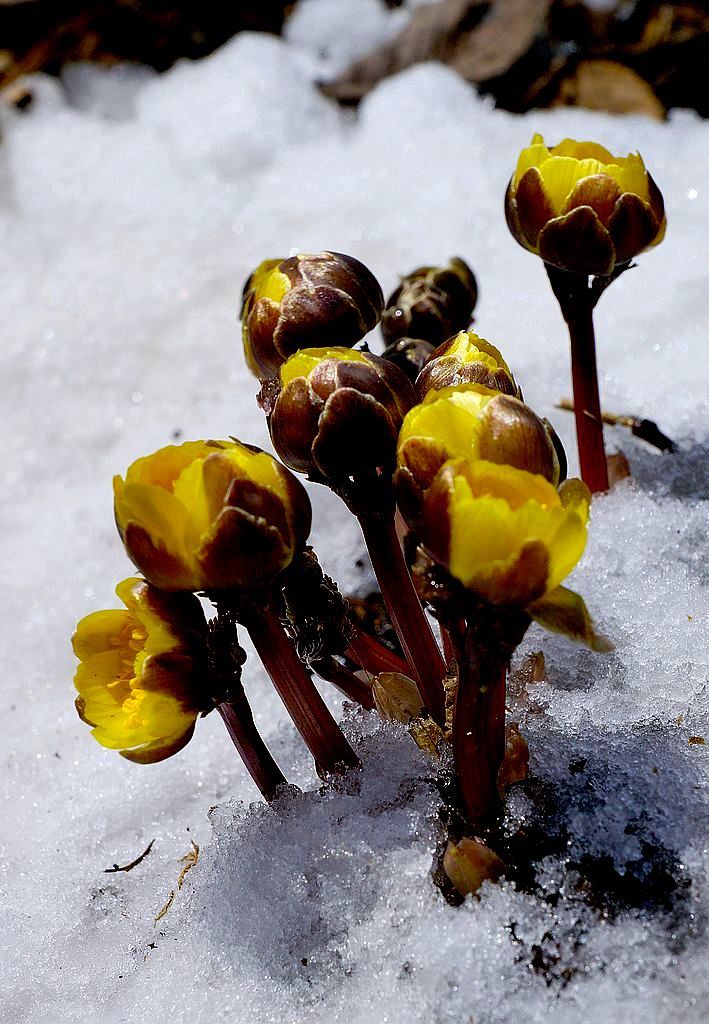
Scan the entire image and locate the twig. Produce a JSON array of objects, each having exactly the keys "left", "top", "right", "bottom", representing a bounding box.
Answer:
[
  {"left": 104, "top": 839, "right": 155, "bottom": 874},
  {"left": 556, "top": 399, "right": 676, "bottom": 452}
]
